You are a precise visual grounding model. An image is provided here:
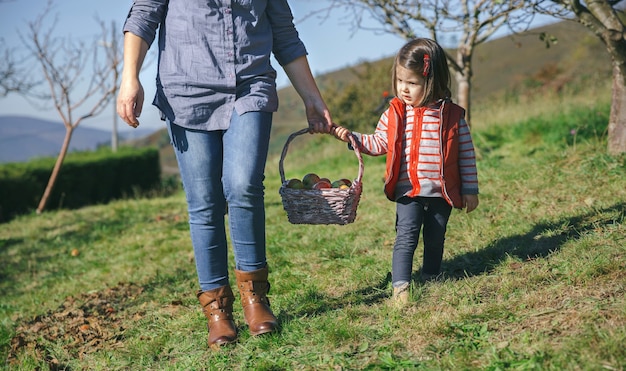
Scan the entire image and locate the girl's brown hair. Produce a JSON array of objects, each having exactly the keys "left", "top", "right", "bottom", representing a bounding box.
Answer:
[{"left": 392, "top": 38, "right": 452, "bottom": 107}]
